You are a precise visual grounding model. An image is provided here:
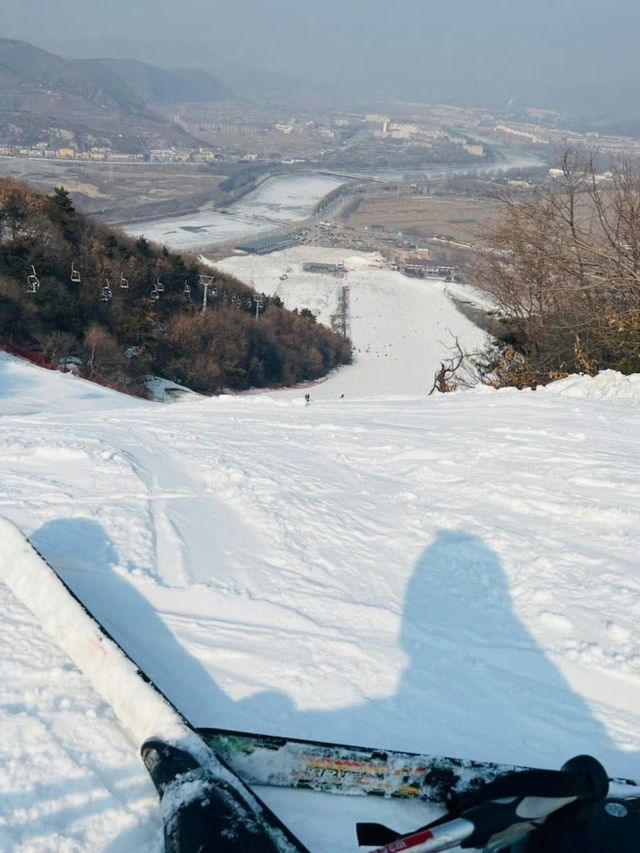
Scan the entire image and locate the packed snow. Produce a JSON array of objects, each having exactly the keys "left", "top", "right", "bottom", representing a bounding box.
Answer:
[
  {"left": 0, "top": 549, "right": 161, "bottom": 852},
  {"left": 0, "top": 249, "right": 639, "bottom": 851},
  {"left": 209, "top": 247, "right": 488, "bottom": 398}
]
